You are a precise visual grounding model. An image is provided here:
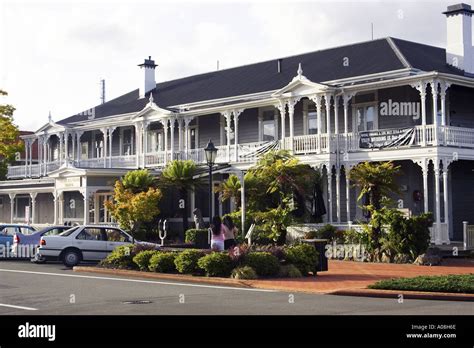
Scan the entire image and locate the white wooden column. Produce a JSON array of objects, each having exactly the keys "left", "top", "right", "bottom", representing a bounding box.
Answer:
[
  {"left": 442, "top": 160, "right": 450, "bottom": 244},
  {"left": 109, "top": 127, "right": 116, "bottom": 167},
  {"left": 58, "top": 191, "right": 64, "bottom": 224},
  {"left": 143, "top": 123, "right": 148, "bottom": 166},
  {"left": 431, "top": 80, "right": 438, "bottom": 143},
  {"left": 275, "top": 101, "right": 286, "bottom": 148},
  {"left": 233, "top": 109, "right": 243, "bottom": 162},
  {"left": 101, "top": 128, "right": 108, "bottom": 168},
  {"left": 288, "top": 99, "right": 296, "bottom": 151},
  {"left": 9, "top": 193, "right": 15, "bottom": 223},
  {"left": 334, "top": 95, "right": 340, "bottom": 135},
  {"left": 170, "top": 118, "right": 175, "bottom": 161},
  {"left": 312, "top": 95, "right": 322, "bottom": 153},
  {"left": 76, "top": 131, "right": 83, "bottom": 164},
  {"left": 184, "top": 118, "right": 191, "bottom": 160},
  {"left": 30, "top": 192, "right": 37, "bottom": 224},
  {"left": 412, "top": 81, "right": 427, "bottom": 145},
  {"left": 222, "top": 111, "right": 231, "bottom": 162},
  {"left": 345, "top": 166, "right": 351, "bottom": 222},
  {"left": 335, "top": 165, "right": 341, "bottom": 223},
  {"left": 65, "top": 131, "right": 69, "bottom": 161},
  {"left": 53, "top": 191, "right": 58, "bottom": 225},
  {"left": 178, "top": 118, "right": 183, "bottom": 153},
  {"left": 422, "top": 161, "right": 429, "bottom": 214},
  {"left": 440, "top": 81, "right": 450, "bottom": 127},
  {"left": 325, "top": 94, "right": 332, "bottom": 152},
  {"left": 162, "top": 119, "right": 169, "bottom": 165},
  {"left": 24, "top": 139, "right": 29, "bottom": 177},
  {"left": 434, "top": 159, "right": 441, "bottom": 244},
  {"left": 58, "top": 133, "right": 63, "bottom": 165},
  {"left": 82, "top": 190, "right": 89, "bottom": 225},
  {"left": 342, "top": 94, "right": 353, "bottom": 152},
  {"left": 71, "top": 133, "right": 76, "bottom": 162},
  {"left": 38, "top": 136, "right": 42, "bottom": 175},
  {"left": 326, "top": 164, "right": 333, "bottom": 223}
]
